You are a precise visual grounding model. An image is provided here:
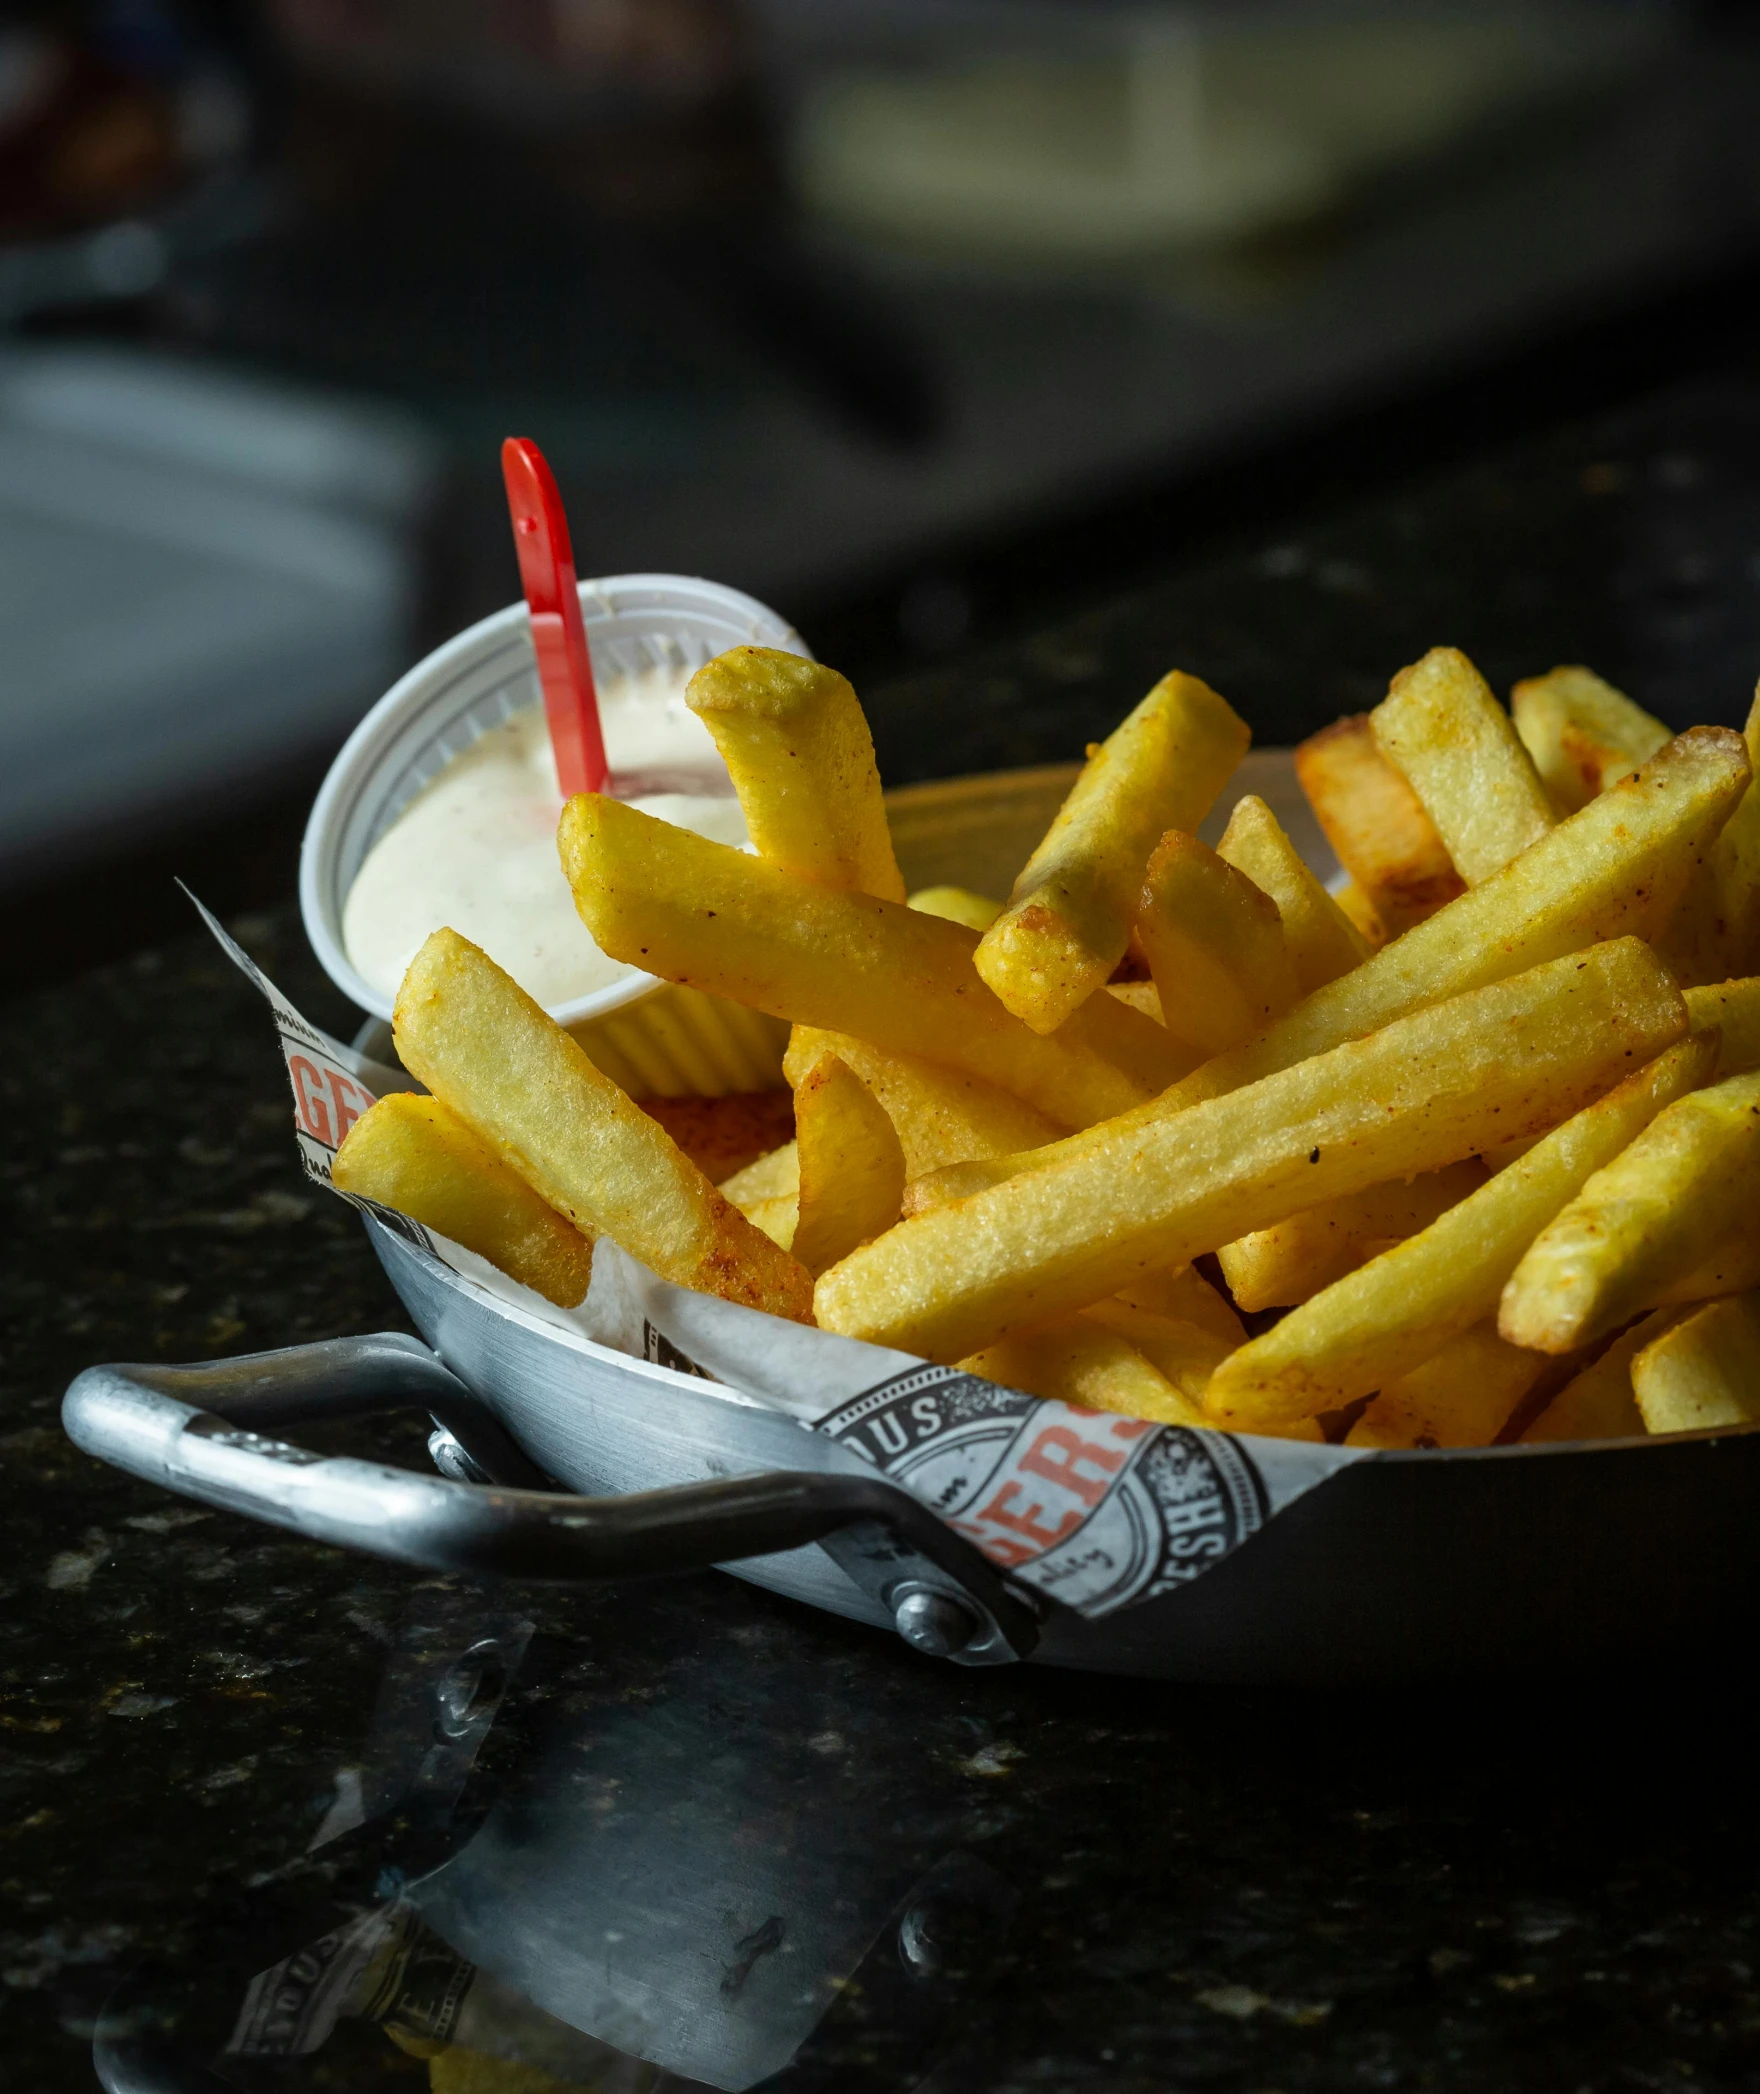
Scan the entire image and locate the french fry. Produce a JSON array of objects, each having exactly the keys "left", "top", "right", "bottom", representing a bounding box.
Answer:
[
  {"left": 1345, "top": 1324, "right": 1552, "bottom": 1449},
  {"left": 744, "top": 1192, "right": 798, "bottom": 1252},
  {"left": 1519, "top": 1312, "right": 1678, "bottom": 1443},
  {"left": 909, "top": 885, "right": 1001, "bottom": 931},
  {"left": 902, "top": 1156, "right": 1015, "bottom": 1214},
  {"left": 1483, "top": 968, "right": 1752, "bottom": 1153},
  {"left": 1217, "top": 793, "right": 1372, "bottom": 994},
  {"left": 1499, "top": 1068, "right": 1760, "bottom": 1354},
  {"left": 1081, "top": 1298, "right": 1296, "bottom": 1419},
  {"left": 791, "top": 1054, "right": 906, "bottom": 1277},
  {"left": 1333, "top": 880, "right": 1386, "bottom": 946},
  {"left": 960, "top": 1313, "right": 1211, "bottom": 1427},
  {"left": 334, "top": 1092, "right": 594, "bottom": 1308},
  {"left": 394, "top": 929, "right": 813, "bottom": 1321},
  {"left": 973, "top": 670, "right": 1250, "bottom": 1034},
  {"left": 1656, "top": 690, "right": 1760, "bottom": 986},
  {"left": 559, "top": 795, "right": 1192, "bottom": 1130},
  {"left": 1216, "top": 1159, "right": 1487, "bottom": 1313},
  {"left": 1204, "top": 1032, "right": 1711, "bottom": 1429},
  {"left": 1160, "top": 727, "right": 1748, "bottom": 1115},
  {"left": 896, "top": 729, "right": 1750, "bottom": 1206},
  {"left": 816, "top": 939, "right": 1686, "bottom": 1364},
  {"left": 719, "top": 1139, "right": 799, "bottom": 1205},
  {"left": 1370, "top": 647, "right": 1555, "bottom": 884},
  {"left": 1294, "top": 713, "right": 1464, "bottom": 934},
  {"left": 1105, "top": 978, "right": 1164, "bottom": 1021},
  {"left": 782, "top": 1025, "right": 1061, "bottom": 1177},
  {"left": 1686, "top": 976, "right": 1760, "bottom": 1076},
  {"left": 1113, "top": 1263, "right": 1245, "bottom": 1347},
  {"left": 686, "top": 647, "right": 904, "bottom": 899},
  {"left": 1510, "top": 665, "right": 1671, "bottom": 813},
  {"left": 1136, "top": 831, "right": 1298, "bottom": 1056},
  {"left": 1630, "top": 1290, "right": 1760, "bottom": 1433}
]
